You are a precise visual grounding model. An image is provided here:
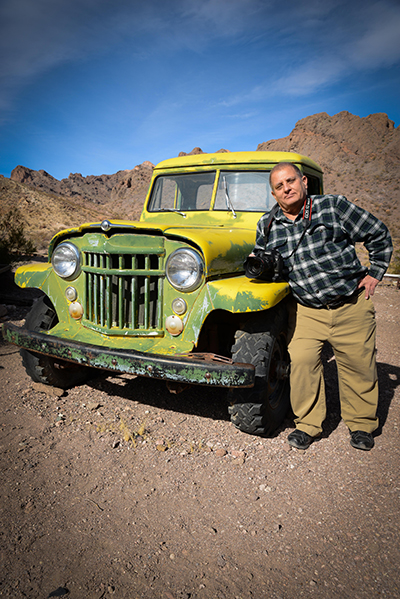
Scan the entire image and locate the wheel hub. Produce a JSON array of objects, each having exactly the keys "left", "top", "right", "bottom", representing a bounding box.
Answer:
[{"left": 276, "top": 360, "right": 290, "bottom": 380}]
